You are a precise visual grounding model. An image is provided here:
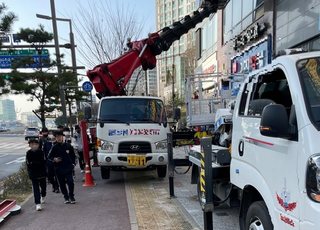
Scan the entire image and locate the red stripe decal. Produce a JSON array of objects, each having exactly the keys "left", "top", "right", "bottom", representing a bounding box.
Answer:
[{"left": 247, "top": 137, "right": 274, "bottom": 146}]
